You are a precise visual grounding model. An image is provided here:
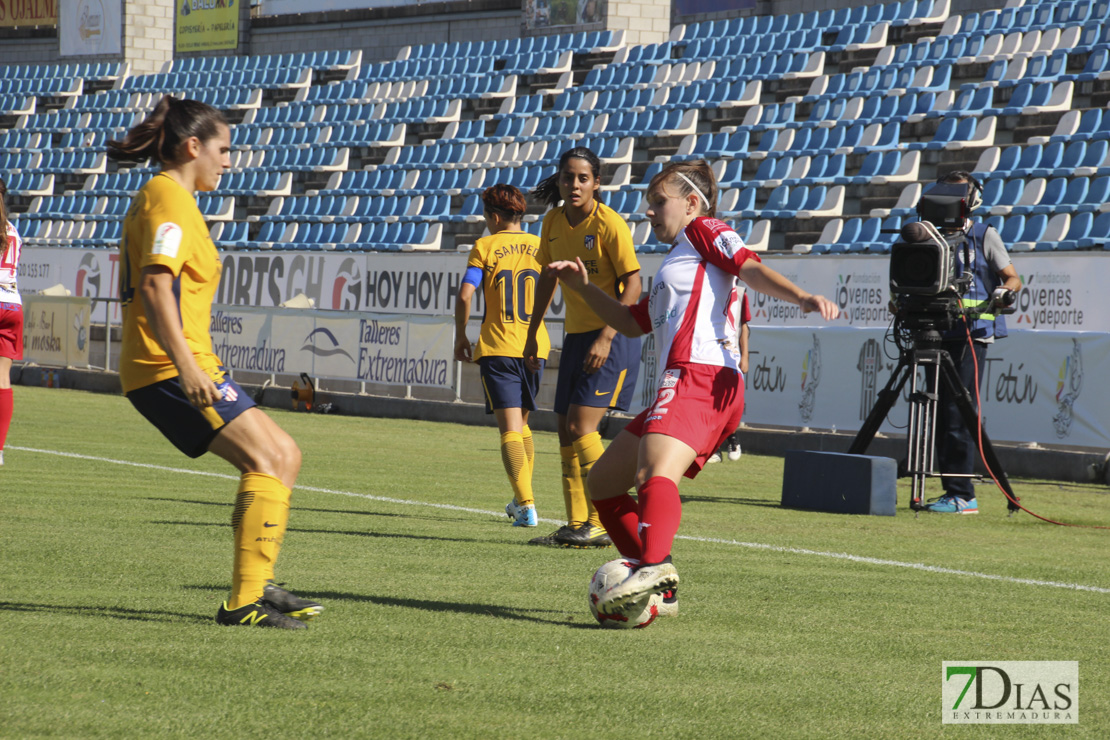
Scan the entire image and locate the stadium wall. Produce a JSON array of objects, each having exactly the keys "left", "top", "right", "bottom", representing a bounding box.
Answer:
[
  {"left": 0, "top": 0, "right": 1011, "bottom": 69},
  {"left": 247, "top": 0, "right": 519, "bottom": 62}
]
